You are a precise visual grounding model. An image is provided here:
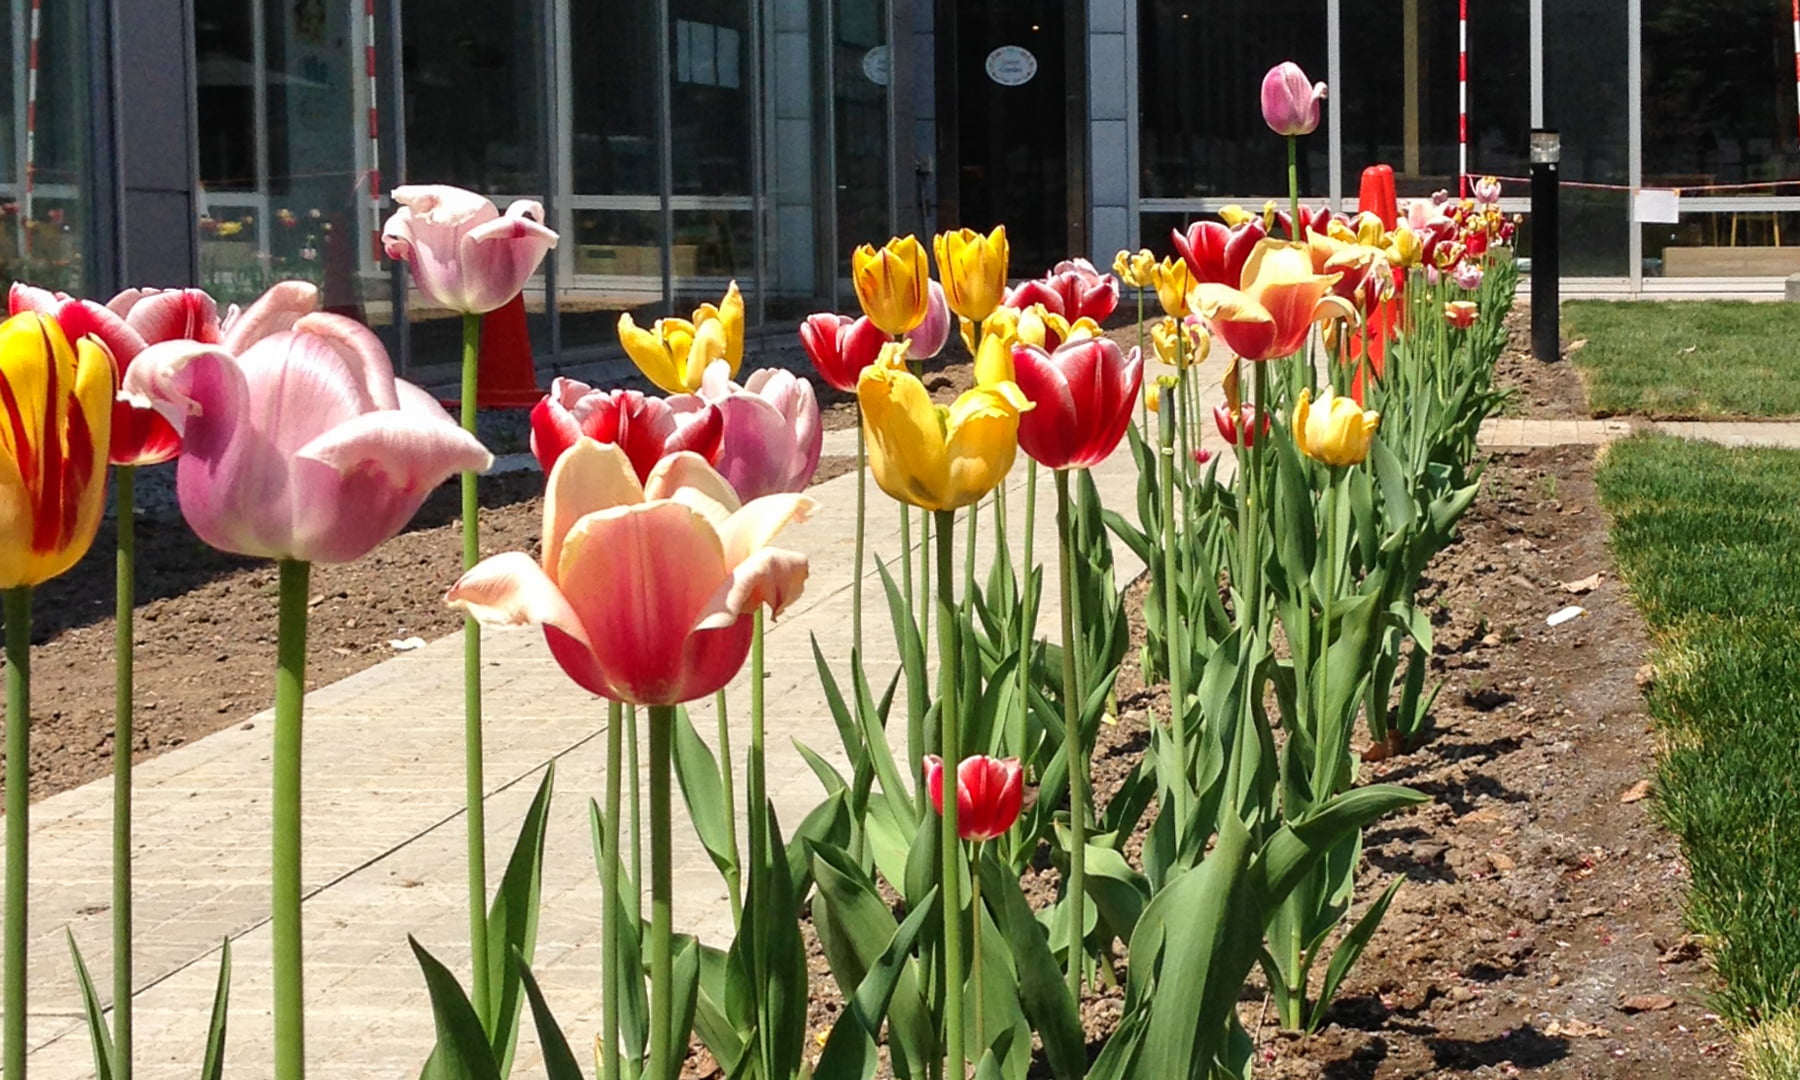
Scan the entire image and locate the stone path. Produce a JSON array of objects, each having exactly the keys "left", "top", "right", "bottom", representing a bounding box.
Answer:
[{"left": 13, "top": 335, "right": 1800, "bottom": 1078}]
